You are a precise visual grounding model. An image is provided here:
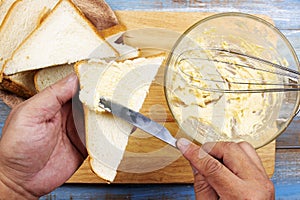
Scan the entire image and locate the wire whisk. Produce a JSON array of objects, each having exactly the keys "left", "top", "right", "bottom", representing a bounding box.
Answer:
[{"left": 175, "top": 48, "right": 300, "bottom": 93}]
